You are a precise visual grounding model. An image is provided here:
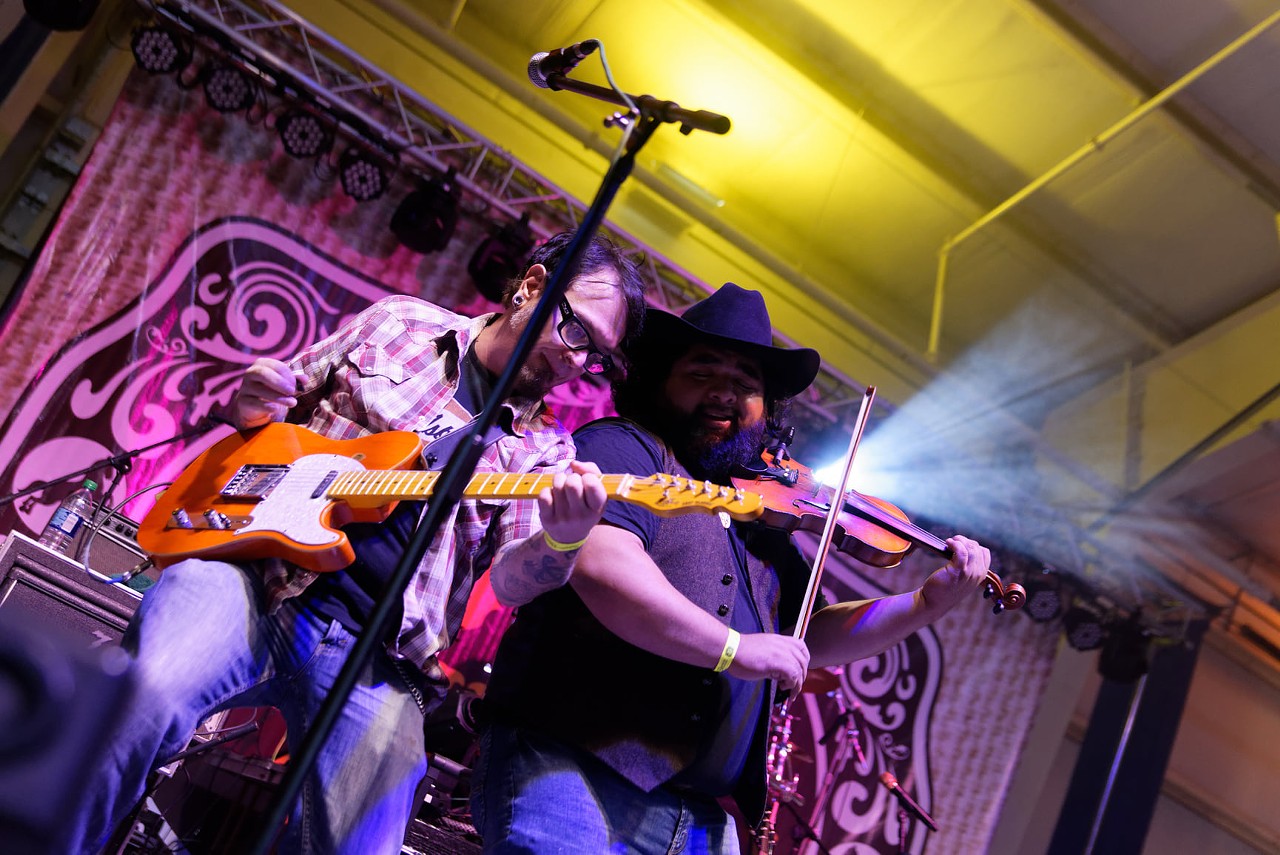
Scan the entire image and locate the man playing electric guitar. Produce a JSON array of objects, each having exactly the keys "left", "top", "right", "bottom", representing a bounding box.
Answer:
[{"left": 66, "top": 231, "right": 648, "bottom": 855}]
